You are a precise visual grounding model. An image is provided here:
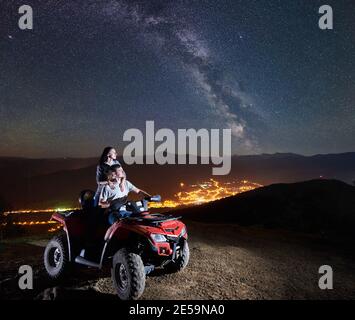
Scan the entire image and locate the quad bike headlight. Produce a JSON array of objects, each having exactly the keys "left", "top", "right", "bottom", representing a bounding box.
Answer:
[
  {"left": 180, "top": 227, "right": 187, "bottom": 236},
  {"left": 151, "top": 233, "right": 167, "bottom": 243}
]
